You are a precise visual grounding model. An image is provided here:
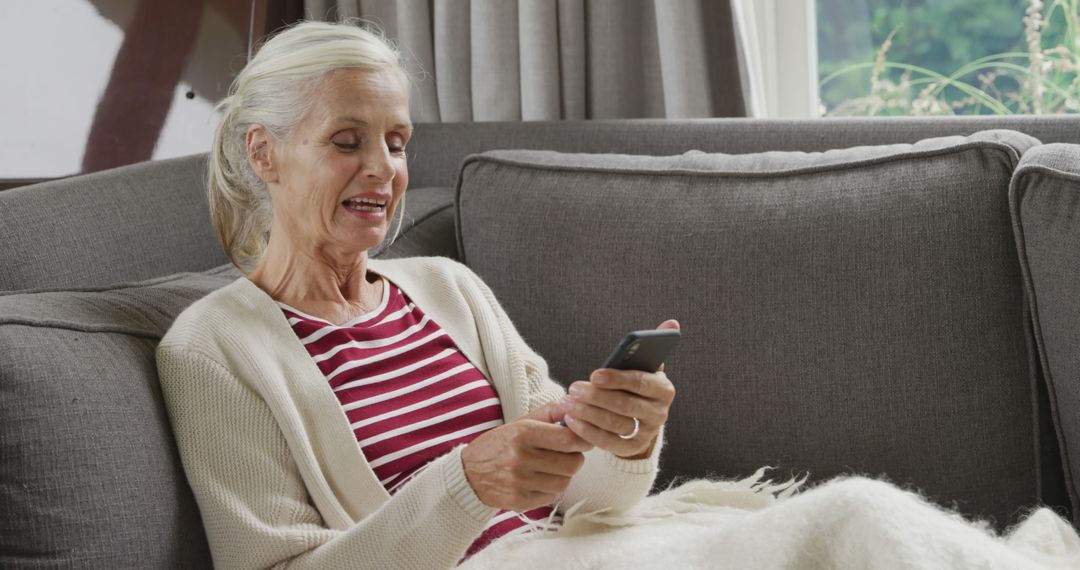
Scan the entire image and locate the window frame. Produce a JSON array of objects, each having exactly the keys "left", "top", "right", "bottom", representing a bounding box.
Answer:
[{"left": 737, "top": 0, "right": 820, "bottom": 118}]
